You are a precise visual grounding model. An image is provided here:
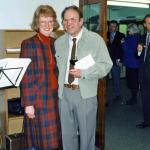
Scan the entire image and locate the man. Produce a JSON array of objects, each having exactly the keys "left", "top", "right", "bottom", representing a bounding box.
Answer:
[
  {"left": 55, "top": 5, "right": 112, "bottom": 150},
  {"left": 107, "top": 20, "right": 125, "bottom": 101},
  {"left": 136, "top": 14, "right": 150, "bottom": 128}
]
